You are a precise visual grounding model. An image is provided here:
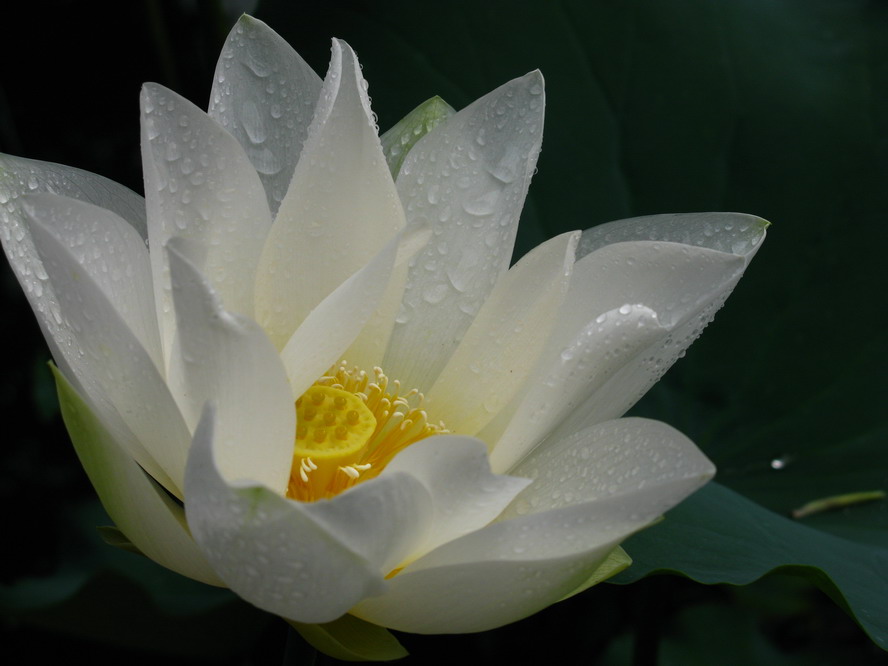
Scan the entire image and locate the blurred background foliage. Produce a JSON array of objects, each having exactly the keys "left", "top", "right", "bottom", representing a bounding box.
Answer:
[{"left": 1, "top": 0, "right": 886, "bottom": 663}]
